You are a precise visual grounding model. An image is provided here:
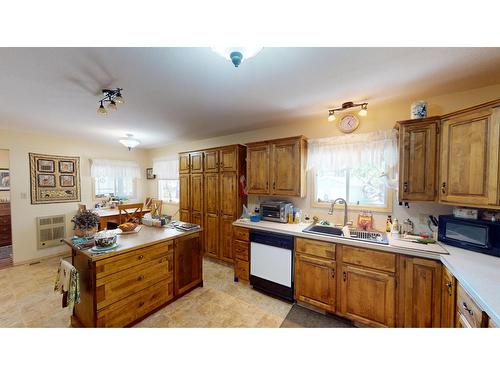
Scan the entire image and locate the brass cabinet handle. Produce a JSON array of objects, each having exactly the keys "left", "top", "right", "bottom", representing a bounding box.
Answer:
[
  {"left": 403, "top": 182, "right": 408, "bottom": 192},
  {"left": 273, "top": 182, "right": 276, "bottom": 190},
  {"left": 138, "top": 255, "right": 144, "bottom": 260},
  {"left": 462, "top": 302, "right": 473, "bottom": 316},
  {"left": 137, "top": 275, "right": 145, "bottom": 281},
  {"left": 441, "top": 182, "right": 446, "bottom": 194},
  {"left": 446, "top": 281, "right": 453, "bottom": 296},
  {"left": 343, "top": 271, "right": 347, "bottom": 282},
  {"left": 331, "top": 268, "right": 335, "bottom": 278},
  {"left": 138, "top": 301, "right": 145, "bottom": 307}
]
